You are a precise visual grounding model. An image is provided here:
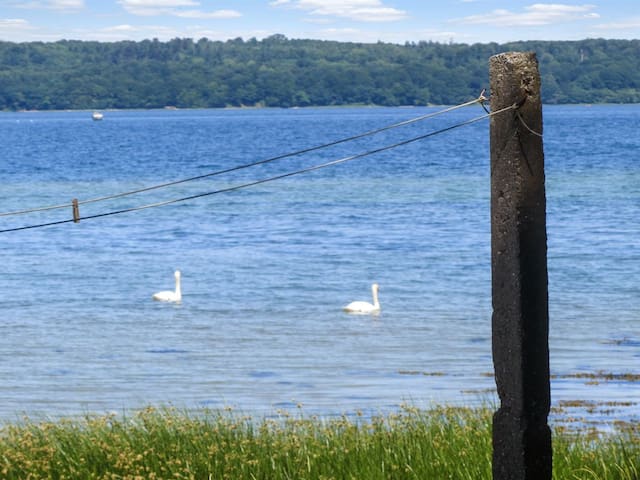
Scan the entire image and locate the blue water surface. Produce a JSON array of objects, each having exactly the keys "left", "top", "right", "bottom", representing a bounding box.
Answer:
[{"left": 1, "top": 105, "right": 638, "bottom": 424}]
